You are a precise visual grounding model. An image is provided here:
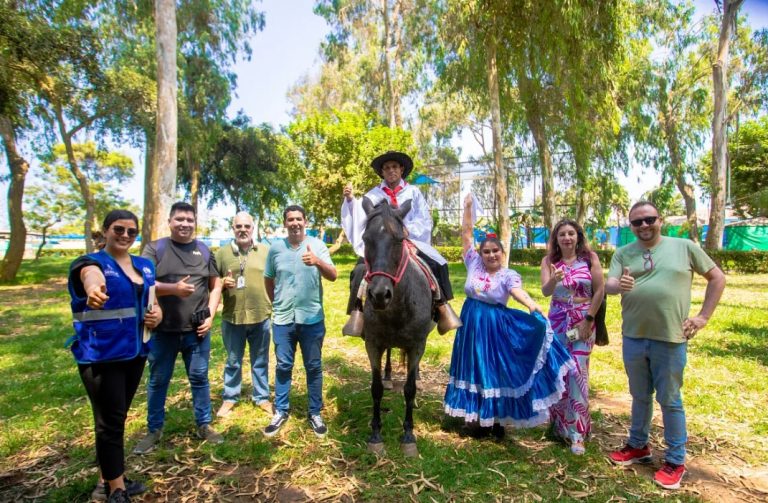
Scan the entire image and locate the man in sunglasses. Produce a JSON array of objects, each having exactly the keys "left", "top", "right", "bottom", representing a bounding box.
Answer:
[
  {"left": 605, "top": 201, "right": 725, "bottom": 490},
  {"left": 213, "top": 212, "right": 273, "bottom": 418},
  {"left": 134, "top": 202, "right": 224, "bottom": 454}
]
